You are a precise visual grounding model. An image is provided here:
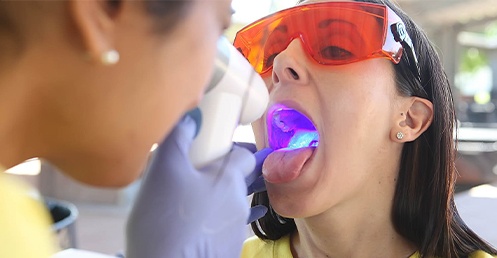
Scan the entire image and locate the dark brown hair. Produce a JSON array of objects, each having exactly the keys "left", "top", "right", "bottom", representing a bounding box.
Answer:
[
  {"left": 251, "top": 0, "right": 497, "bottom": 257},
  {"left": 0, "top": 0, "right": 191, "bottom": 56},
  {"left": 141, "top": 0, "right": 192, "bottom": 33}
]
